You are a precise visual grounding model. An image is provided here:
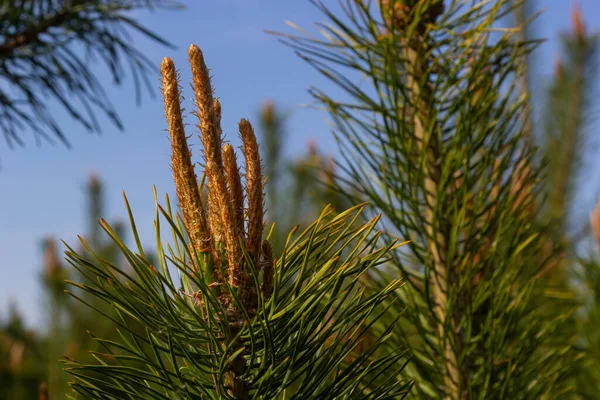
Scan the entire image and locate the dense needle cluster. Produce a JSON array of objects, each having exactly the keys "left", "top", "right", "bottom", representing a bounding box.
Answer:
[
  {"left": 161, "top": 44, "right": 273, "bottom": 318},
  {"left": 379, "top": 0, "right": 445, "bottom": 32}
]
